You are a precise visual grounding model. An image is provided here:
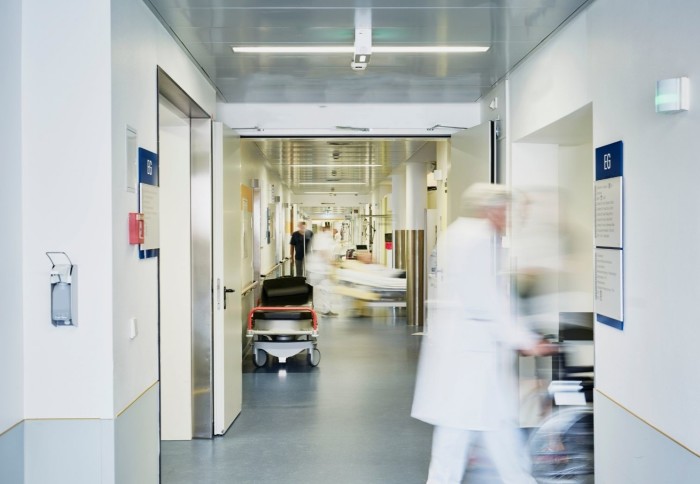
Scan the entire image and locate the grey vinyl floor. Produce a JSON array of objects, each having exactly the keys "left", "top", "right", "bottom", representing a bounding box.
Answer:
[{"left": 160, "top": 314, "right": 504, "bottom": 484}]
